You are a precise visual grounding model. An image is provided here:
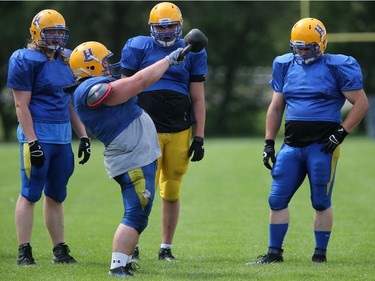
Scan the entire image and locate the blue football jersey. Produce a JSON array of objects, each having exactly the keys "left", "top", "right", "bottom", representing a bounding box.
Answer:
[
  {"left": 7, "top": 48, "right": 75, "bottom": 143},
  {"left": 8, "top": 48, "right": 74, "bottom": 123},
  {"left": 120, "top": 36, "right": 208, "bottom": 95},
  {"left": 270, "top": 53, "right": 363, "bottom": 123},
  {"left": 72, "top": 76, "right": 142, "bottom": 146}
]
